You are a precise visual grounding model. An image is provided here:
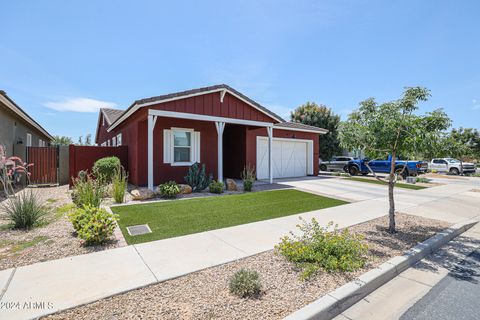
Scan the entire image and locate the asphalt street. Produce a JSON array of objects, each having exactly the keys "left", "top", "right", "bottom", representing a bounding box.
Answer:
[{"left": 400, "top": 250, "right": 480, "bottom": 320}]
